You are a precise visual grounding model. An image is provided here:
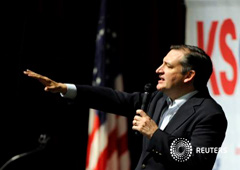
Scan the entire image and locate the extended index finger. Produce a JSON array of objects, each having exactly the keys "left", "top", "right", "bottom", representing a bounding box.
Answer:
[{"left": 24, "top": 69, "right": 45, "bottom": 79}]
